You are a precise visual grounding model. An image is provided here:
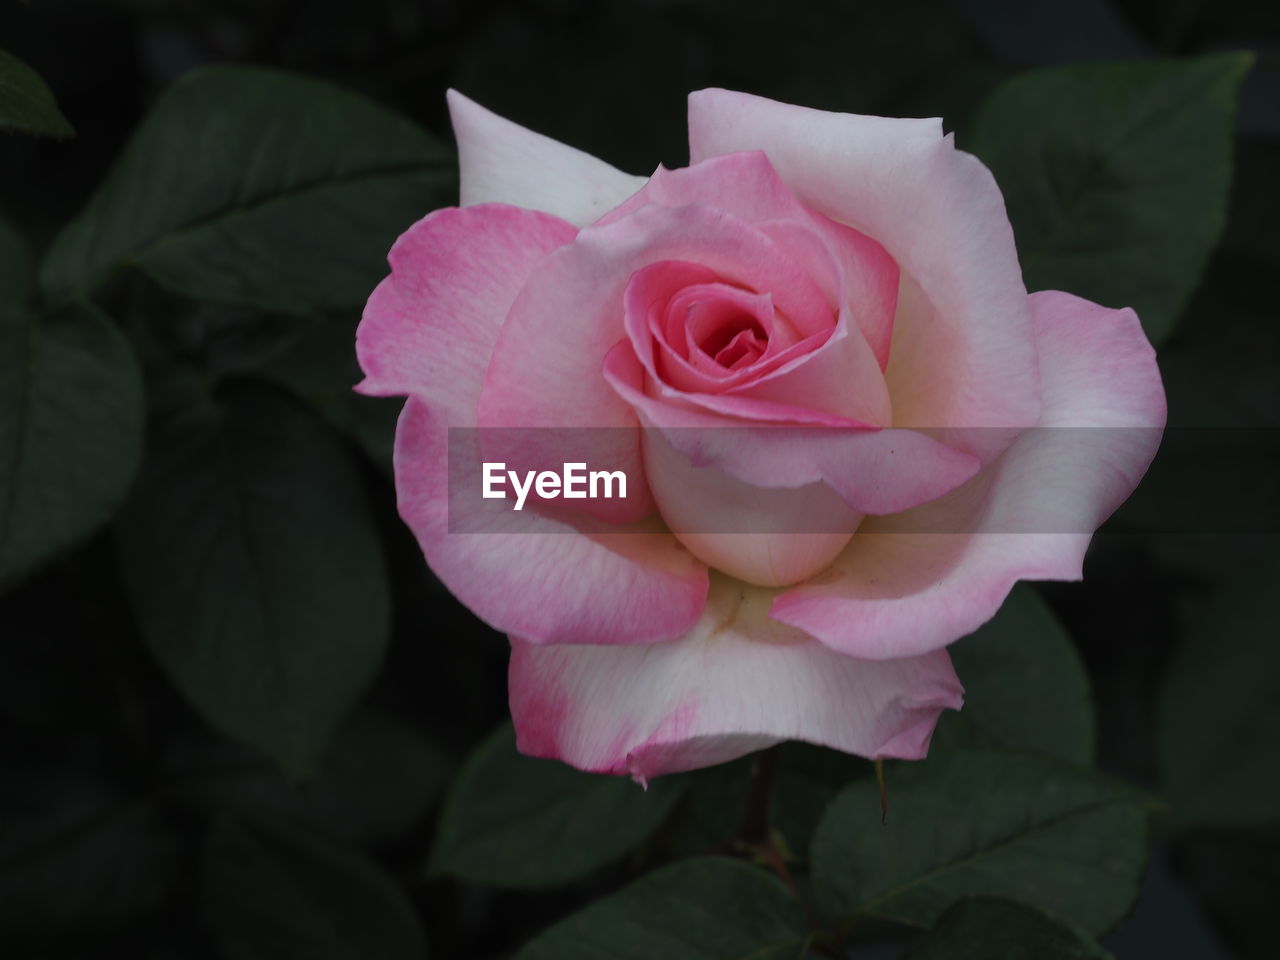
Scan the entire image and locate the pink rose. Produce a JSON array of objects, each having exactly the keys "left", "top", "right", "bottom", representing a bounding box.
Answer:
[{"left": 355, "top": 89, "right": 1165, "bottom": 783}]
